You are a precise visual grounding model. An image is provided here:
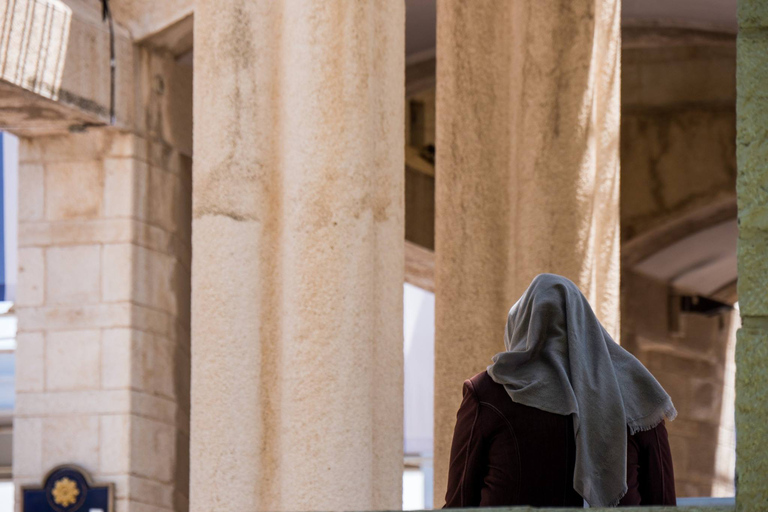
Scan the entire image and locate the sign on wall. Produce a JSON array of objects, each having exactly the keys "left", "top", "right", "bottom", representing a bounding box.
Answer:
[{"left": 21, "top": 466, "right": 113, "bottom": 512}]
